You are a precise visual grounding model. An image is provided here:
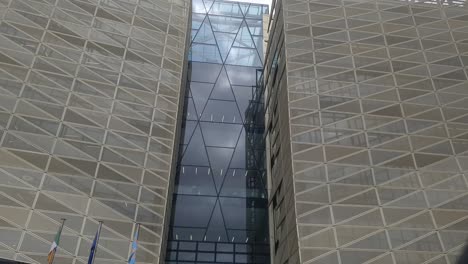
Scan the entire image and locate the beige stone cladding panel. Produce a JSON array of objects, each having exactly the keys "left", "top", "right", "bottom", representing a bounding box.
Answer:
[
  {"left": 0, "top": 0, "right": 190, "bottom": 263},
  {"left": 282, "top": 0, "right": 468, "bottom": 263}
]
